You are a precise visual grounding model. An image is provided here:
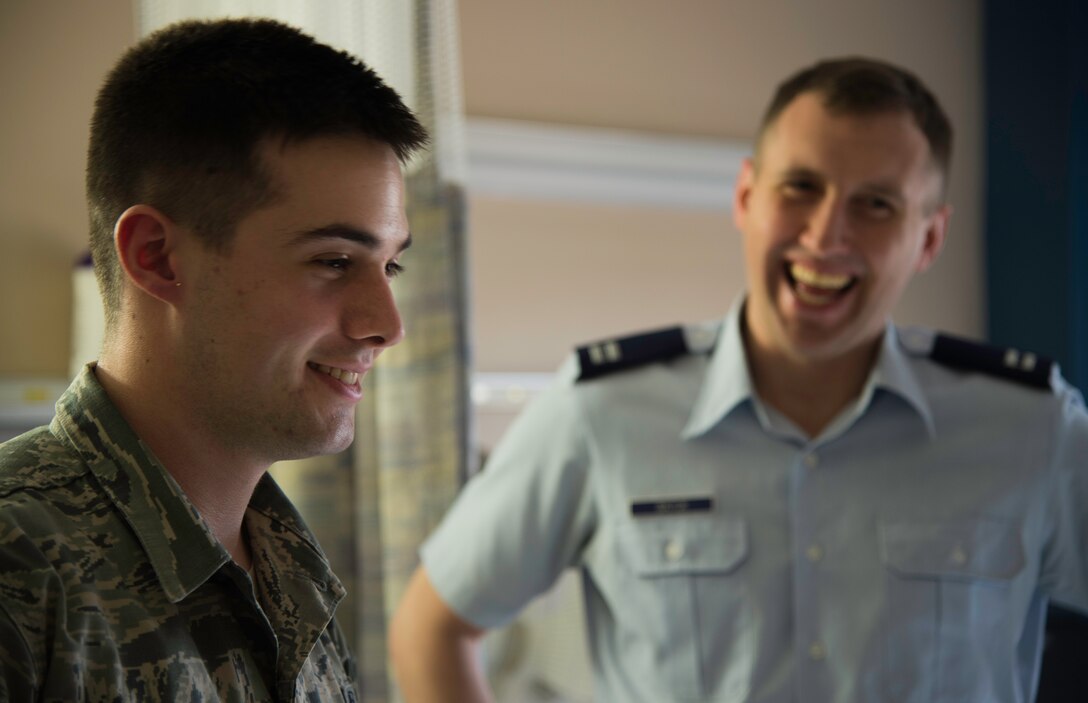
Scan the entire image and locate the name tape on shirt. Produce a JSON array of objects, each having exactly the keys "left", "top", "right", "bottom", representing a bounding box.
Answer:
[{"left": 631, "top": 496, "right": 714, "bottom": 517}]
